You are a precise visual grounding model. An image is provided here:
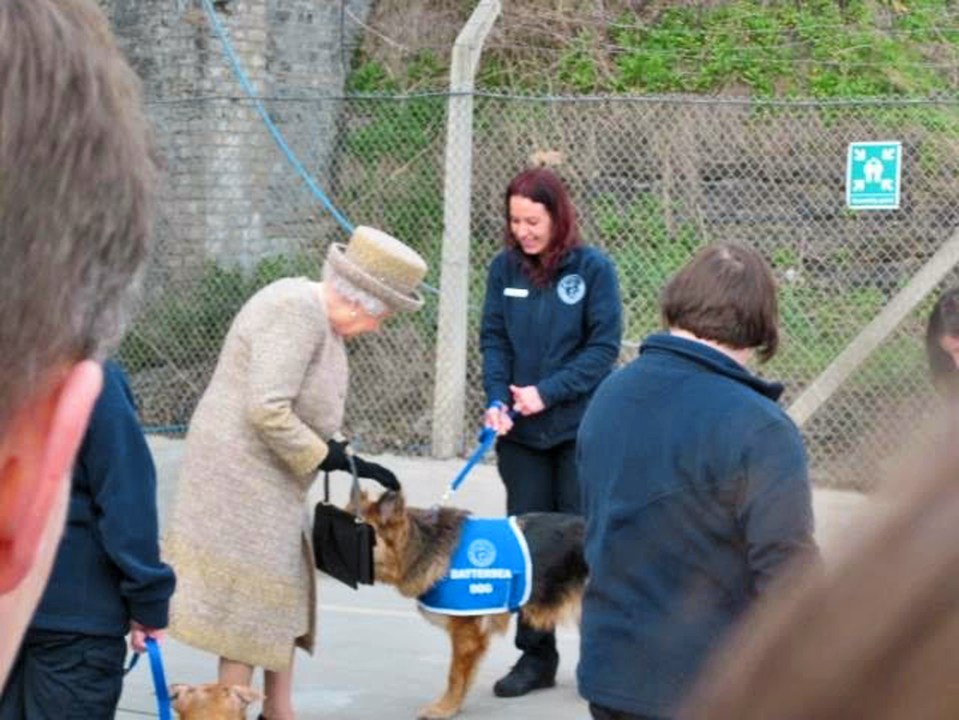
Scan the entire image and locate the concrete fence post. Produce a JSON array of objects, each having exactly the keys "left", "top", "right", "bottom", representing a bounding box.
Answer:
[{"left": 431, "top": 0, "right": 501, "bottom": 458}]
